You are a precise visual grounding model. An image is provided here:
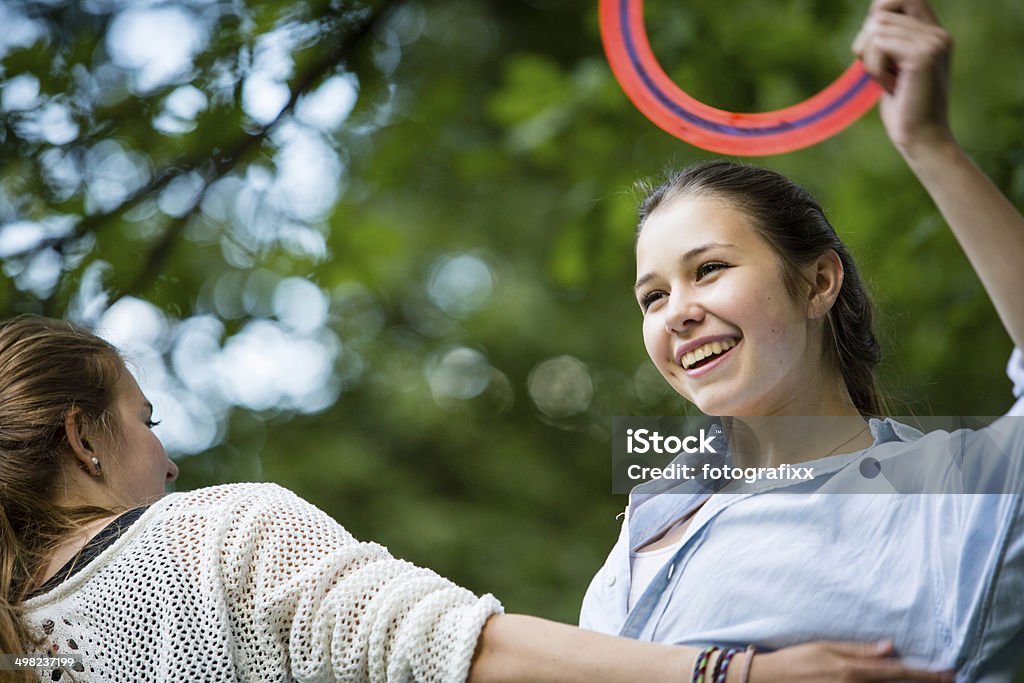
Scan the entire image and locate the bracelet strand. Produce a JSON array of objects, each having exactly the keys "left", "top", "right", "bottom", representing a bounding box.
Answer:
[
  {"left": 713, "top": 648, "right": 740, "bottom": 683},
  {"left": 690, "top": 646, "right": 718, "bottom": 683},
  {"left": 738, "top": 645, "right": 756, "bottom": 683}
]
